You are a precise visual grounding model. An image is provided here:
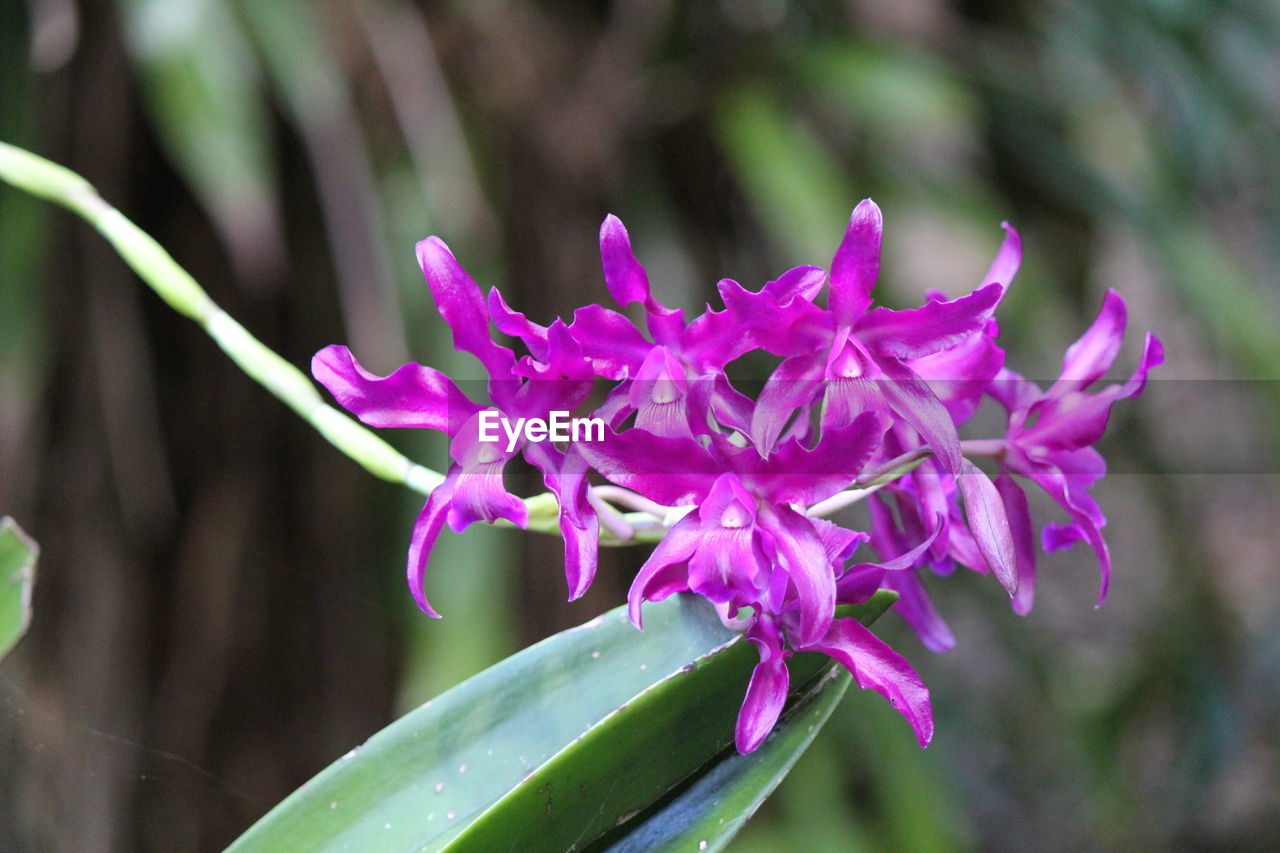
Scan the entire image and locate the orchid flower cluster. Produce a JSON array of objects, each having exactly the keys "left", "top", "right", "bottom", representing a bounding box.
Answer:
[{"left": 312, "top": 201, "right": 1162, "bottom": 753}]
